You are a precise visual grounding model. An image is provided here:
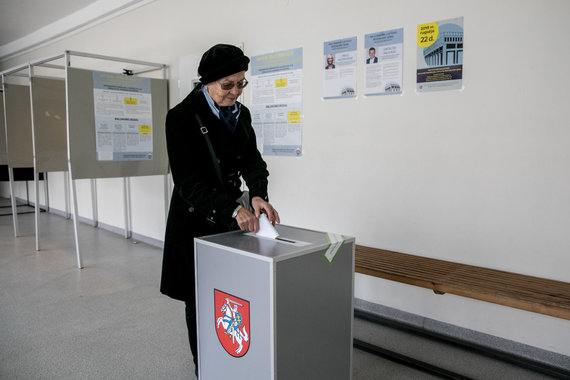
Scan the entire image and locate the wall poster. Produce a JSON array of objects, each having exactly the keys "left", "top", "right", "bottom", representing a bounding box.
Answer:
[
  {"left": 323, "top": 37, "right": 357, "bottom": 98},
  {"left": 250, "top": 47, "right": 303, "bottom": 157},
  {"left": 364, "top": 28, "right": 404, "bottom": 95},
  {"left": 416, "top": 17, "right": 464, "bottom": 92},
  {"left": 92, "top": 71, "right": 153, "bottom": 161}
]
